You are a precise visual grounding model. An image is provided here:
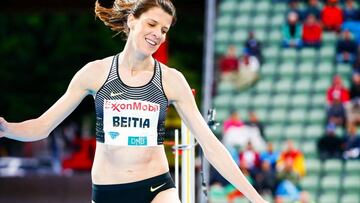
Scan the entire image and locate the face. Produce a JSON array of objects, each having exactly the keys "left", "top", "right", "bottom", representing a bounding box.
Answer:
[{"left": 127, "top": 7, "right": 173, "bottom": 57}]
